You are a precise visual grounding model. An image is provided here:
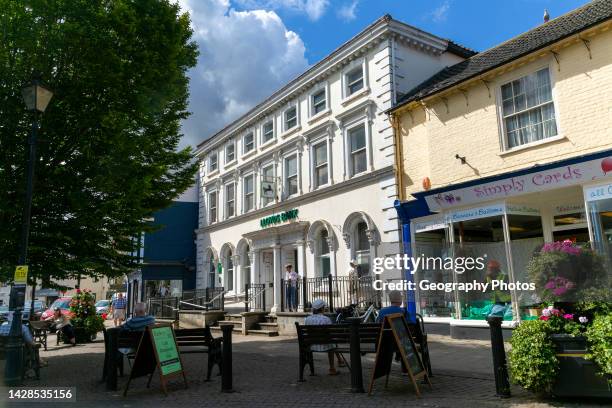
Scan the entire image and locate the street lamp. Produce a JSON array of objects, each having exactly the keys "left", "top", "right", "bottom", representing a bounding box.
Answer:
[{"left": 4, "top": 76, "right": 53, "bottom": 386}]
